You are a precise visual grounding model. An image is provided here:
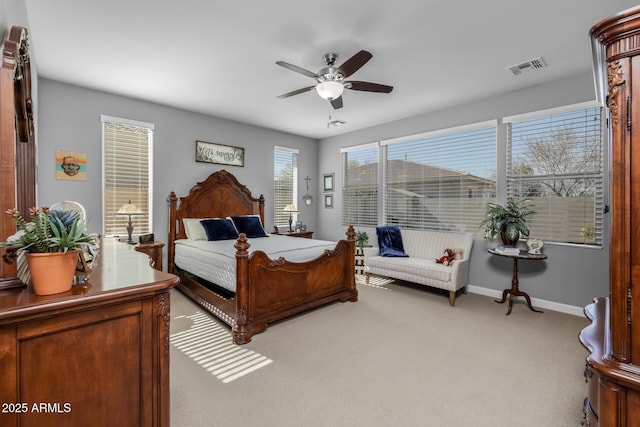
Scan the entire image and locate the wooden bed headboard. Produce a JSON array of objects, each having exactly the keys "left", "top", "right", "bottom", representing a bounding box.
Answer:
[{"left": 167, "top": 170, "right": 265, "bottom": 272}]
